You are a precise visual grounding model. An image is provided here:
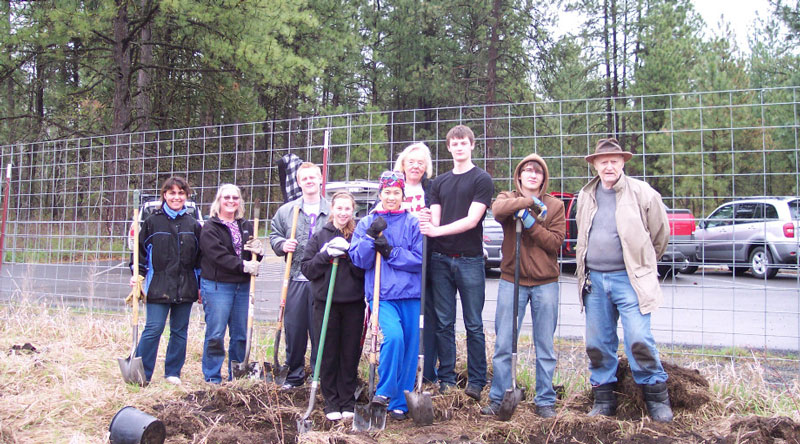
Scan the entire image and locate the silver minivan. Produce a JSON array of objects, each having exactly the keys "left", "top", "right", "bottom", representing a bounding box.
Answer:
[{"left": 693, "top": 197, "right": 800, "bottom": 279}]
